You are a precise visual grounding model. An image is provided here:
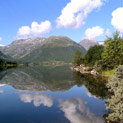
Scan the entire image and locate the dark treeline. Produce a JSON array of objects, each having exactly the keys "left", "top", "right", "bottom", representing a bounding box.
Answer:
[{"left": 0, "top": 58, "right": 18, "bottom": 70}]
